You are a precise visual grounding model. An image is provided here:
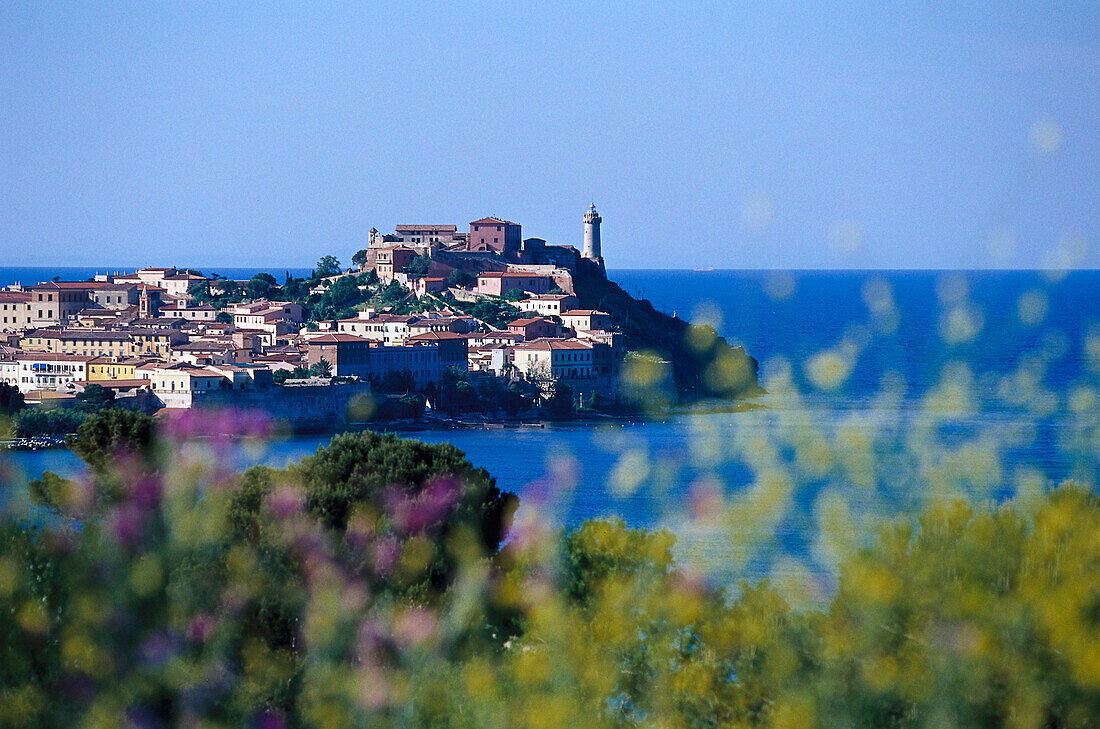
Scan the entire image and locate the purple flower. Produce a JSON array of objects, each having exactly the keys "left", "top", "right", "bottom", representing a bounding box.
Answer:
[
  {"left": 129, "top": 476, "right": 162, "bottom": 510},
  {"left": 251, "top": 709, "right": 288, "bottom": 729},
  {"left": 393, "top": 607, "right": 439, "bottom": 647},
  {"left": 267, "top": 486, "right": 303, "bottom": 520},
  {"left": 125, "top": 705, "right": 159, "bottom": 729},
  {"left": 385, "top": 478, "right": 460, "bottom": 533},
  {"left": 109, "top": 503, "right": 145, "bottom": 548},
  {"left": 139, "top": 630, "right": 179, "bottom": 668},
  {"left": 187, "top": 613, "right": 216, "bottom": 644},
  {"left": 373, "top": 535, "right": 400, "bottom": 576}
]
